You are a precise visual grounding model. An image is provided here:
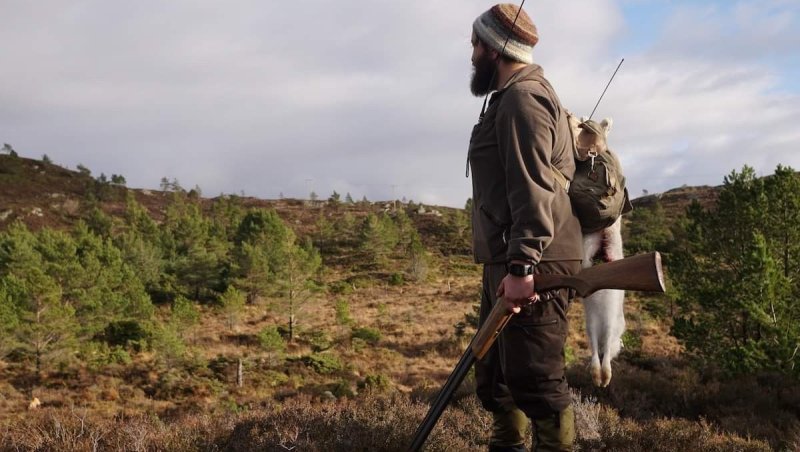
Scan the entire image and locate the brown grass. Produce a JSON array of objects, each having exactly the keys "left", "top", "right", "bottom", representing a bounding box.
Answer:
[{"left": 0, "top": 390, "right": 773, "bottom": 451}]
